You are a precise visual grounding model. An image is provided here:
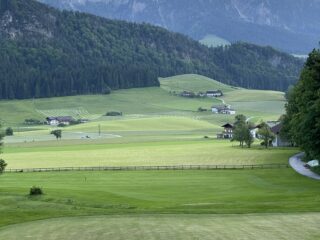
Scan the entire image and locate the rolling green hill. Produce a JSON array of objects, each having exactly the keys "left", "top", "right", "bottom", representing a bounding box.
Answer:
[
  {"left": 0, "top": 74, "right": 285, "bottom": 127},
  {"left": 160, "top": 74, "right": 236, "bottom": 92}
]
